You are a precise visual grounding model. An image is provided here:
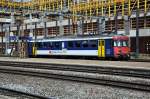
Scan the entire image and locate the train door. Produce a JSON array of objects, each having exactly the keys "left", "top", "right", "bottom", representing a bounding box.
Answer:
[
  {"left": 28, "top": 42, "right": 32, "bottom": 56},
  {"left": 98, "top": 40, "right": 105, "bottom": 57},
  {"left": 32, "top": 42, "right": 37, "bottom": 56}
]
